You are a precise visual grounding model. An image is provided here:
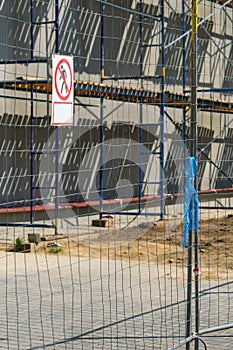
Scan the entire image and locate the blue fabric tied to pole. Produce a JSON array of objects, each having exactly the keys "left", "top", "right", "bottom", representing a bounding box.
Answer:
[{"left": 182, "top": 157, "right": 199, "bottom": 248}]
